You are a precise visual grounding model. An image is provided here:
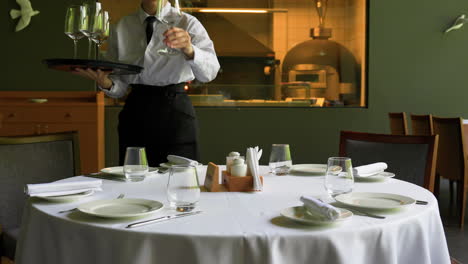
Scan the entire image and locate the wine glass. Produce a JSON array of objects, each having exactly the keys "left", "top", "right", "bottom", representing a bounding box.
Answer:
[
  {"left": 64, "top": 5, "right": 85, "bottom": 59},
  {"left": 268, "top": 144, "right": 293, "bottom": 175},
  {"left": 155, "top": 0, "right": 182, "bottom": 56},
  {"left": 167, "top": 165, "right": 200, "bottom": 212},
  {"left": 324, "top": 157, "right": 354, "bottom": 197},
  {"left": 79, "top": 2, "right": 102, "bottom": 59},
  {"left": 123, "top": 147, "right": 149, "bottom": 182},
  {"left": 89, "top": 10, "right": 110, "bottom": 60}
]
